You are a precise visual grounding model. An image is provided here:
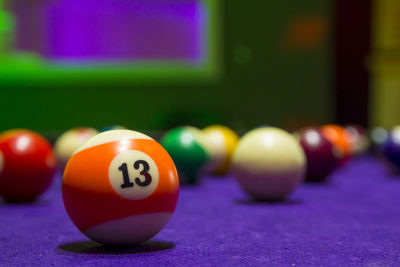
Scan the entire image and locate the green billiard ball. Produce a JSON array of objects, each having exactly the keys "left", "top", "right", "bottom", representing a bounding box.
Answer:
[{"left": 160, "top": 126, "right": 212, "bottom": 184}]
